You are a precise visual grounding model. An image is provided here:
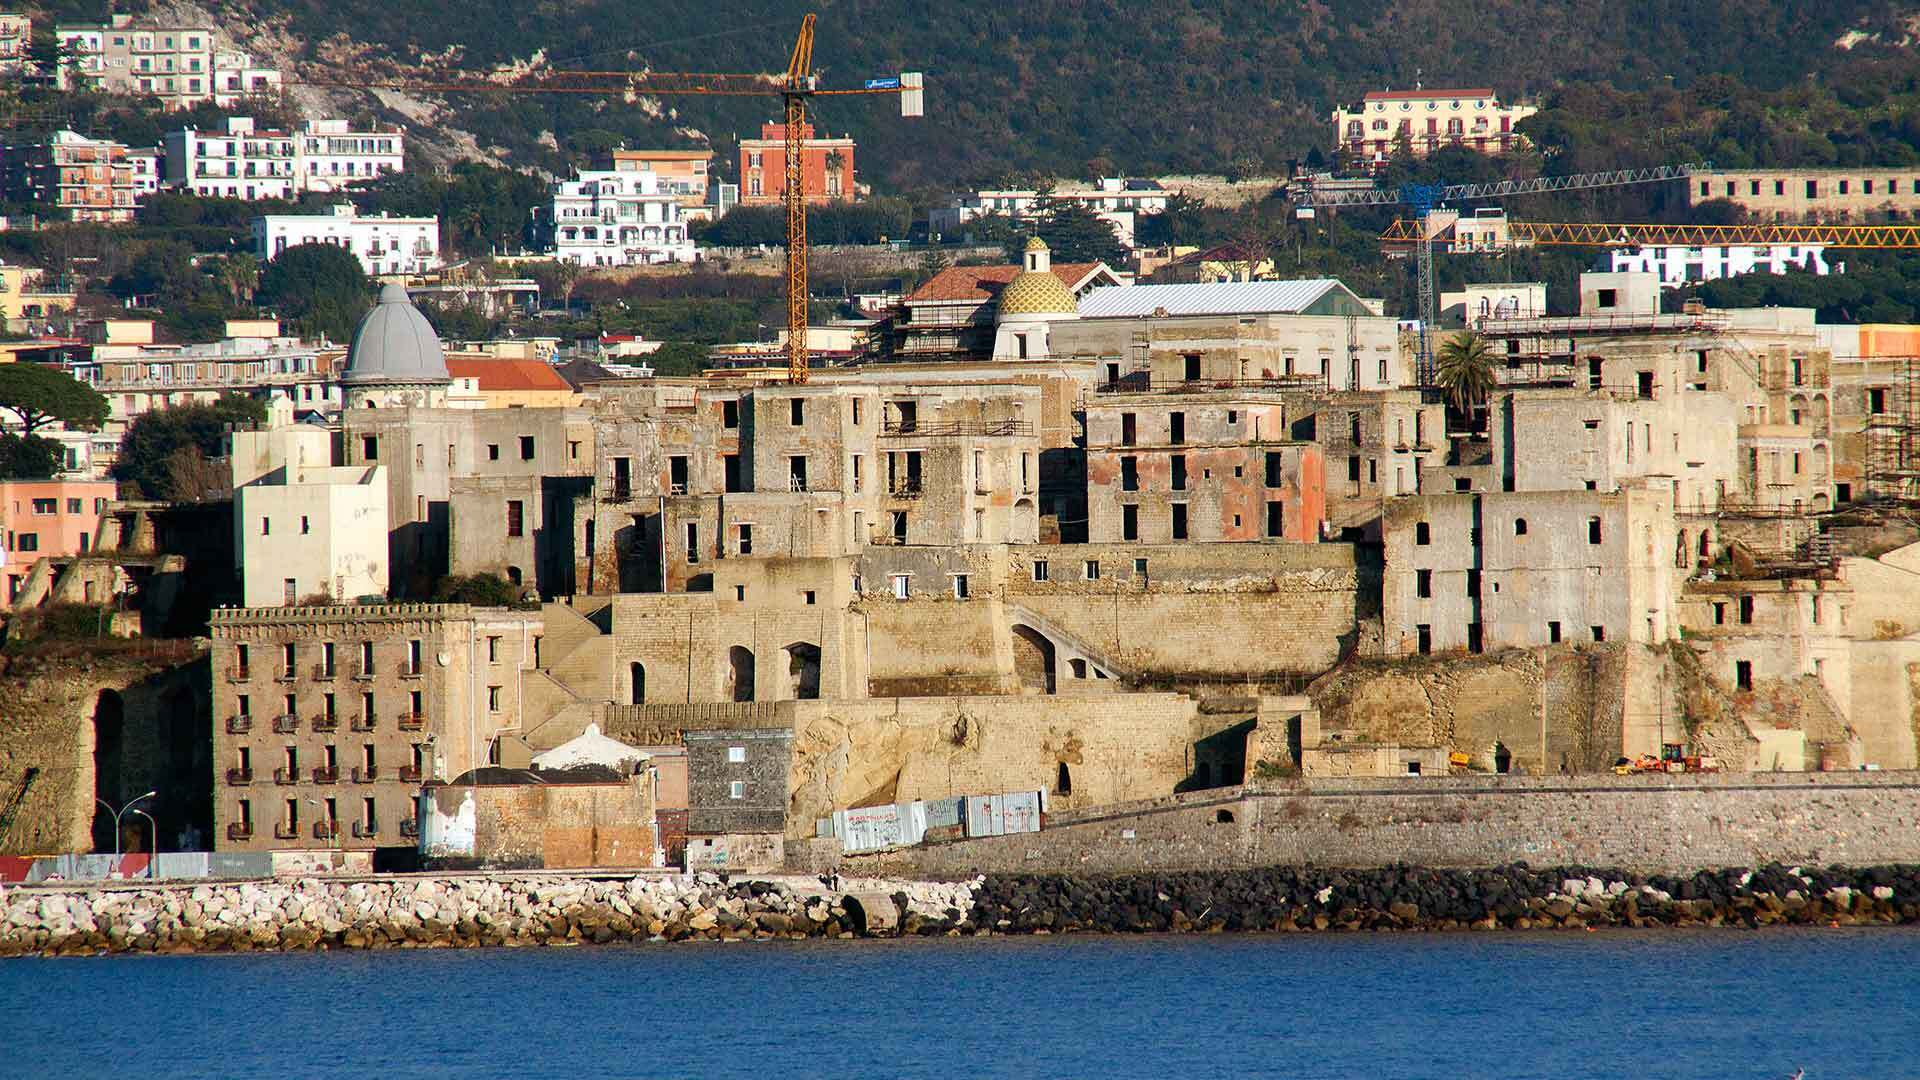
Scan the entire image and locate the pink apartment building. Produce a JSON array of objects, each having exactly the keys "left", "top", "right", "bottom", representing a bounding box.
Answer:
[{"left": 1, "top": 478, "right": 115, "bottom": 602}]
